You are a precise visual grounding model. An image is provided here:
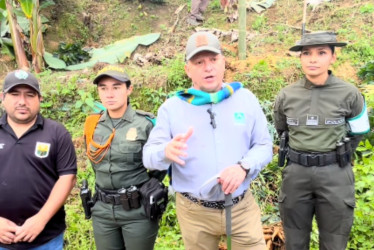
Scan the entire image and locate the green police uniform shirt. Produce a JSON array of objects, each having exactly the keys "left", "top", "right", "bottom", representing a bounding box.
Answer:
[
  {"left": 90, "top": 105, "right": 153, "bottom": 189},
  {"left": 274, "top": 72, "right": 364, "bottom": 152}
]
